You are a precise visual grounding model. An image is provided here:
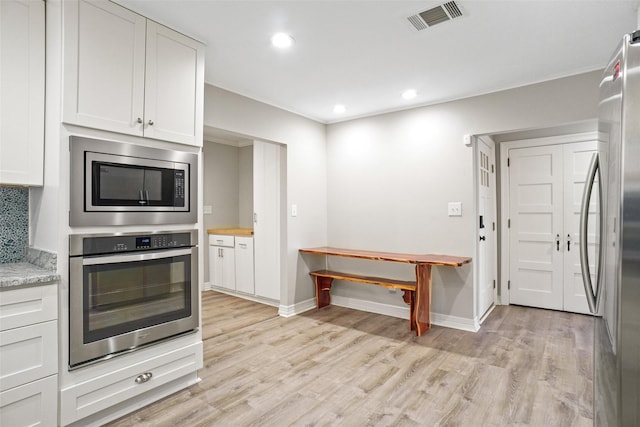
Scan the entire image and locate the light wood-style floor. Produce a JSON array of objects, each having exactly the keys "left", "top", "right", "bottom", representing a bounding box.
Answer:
[{"left": 107, "top": 291, "right": 593, "bottom": 426}]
